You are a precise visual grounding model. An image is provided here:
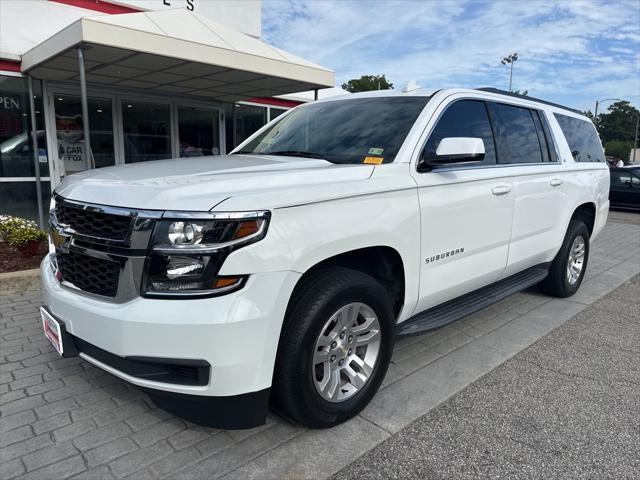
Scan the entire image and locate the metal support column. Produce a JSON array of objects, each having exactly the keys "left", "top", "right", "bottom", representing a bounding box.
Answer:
[
  {"left": 27, "top": 76, "right": 45, "bottom": 229},
  {"left": 314, "top": 89, "right": 319, "bottom": 101},
  {"left": 78, "top": 47, "right": 92, "bottom": 170}
]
